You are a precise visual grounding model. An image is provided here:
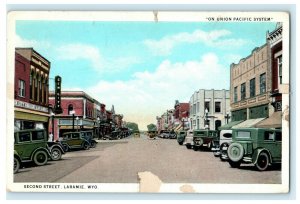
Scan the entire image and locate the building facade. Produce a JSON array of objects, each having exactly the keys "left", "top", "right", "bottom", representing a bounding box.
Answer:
[
  {"left": 230, "top": 43, "right": 273, "bottom": 121},
  {"left": 173, "top": 100, "right": 190, "bottom": 131},
  {"left": 189, "top": 89, "right": 230, "bottom": 130},
  {"left": 14, "top": 48, "right": 50, "bottom": 131},
  {"left": 49, "top": 91, "right": 100, "bottom": 141}
]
